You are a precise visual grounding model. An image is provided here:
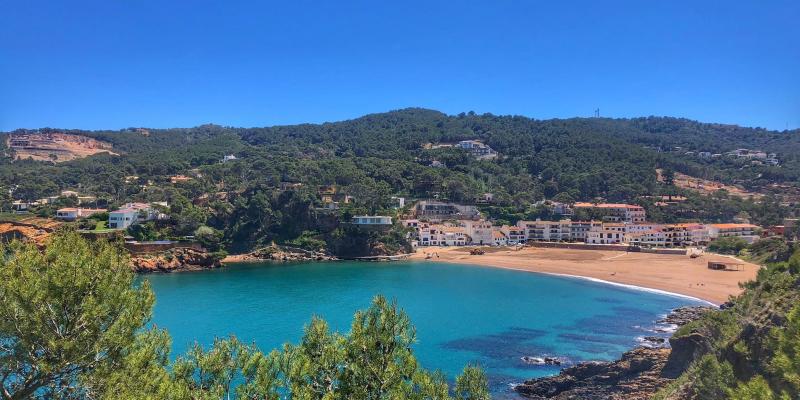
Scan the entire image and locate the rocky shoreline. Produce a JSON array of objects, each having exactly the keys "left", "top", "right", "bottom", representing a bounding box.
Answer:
[
  {"left": 131, "top": 247, "right": 222, "bottom": 273},
  {"left": 222, "top": 245, "right": 339, "bottom": 263},
  {"left": 514, "top": 305, "right": 715, "bottom": 399}
]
